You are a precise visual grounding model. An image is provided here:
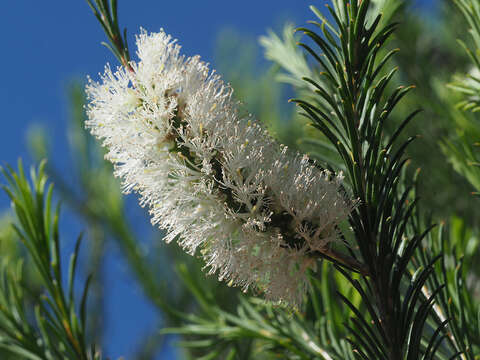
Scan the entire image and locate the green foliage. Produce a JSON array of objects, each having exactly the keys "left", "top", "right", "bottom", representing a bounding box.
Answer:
[
  {"left": 0, "top": 161, "right": 100, "bottom": 359},
  {"left": 261, "top": 1, "right": 477, "bottom": 224},
  {"left": 450, "top": 0, "right": 480, "bottom": 112},
  {"left": 442, "top": 0, "right": 480, "bottom": 198},
  {"left": 259, "top": 21, "right": 344, "bottom": 167},
  {"left": 440, "top": 106, "right": 480, "bottom": 195},
  {"left": 163, "top": 263, "right": 360, "bottom": 360},
  {"left": 260, "top": 23, "right": 314, "bottom": 90},
  {"left": 412, "top": 215, "right": 480, "bottom": 359},
  {"left": 292, "top": 1, "right": 451, "bottom": 358},
  {"left": 388, "top": 1, "right": 474, "bottom": 223},
  {"left": 85, "top": 0, "right": 130, "bottom": 67}
]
